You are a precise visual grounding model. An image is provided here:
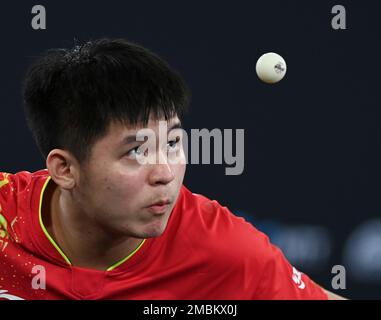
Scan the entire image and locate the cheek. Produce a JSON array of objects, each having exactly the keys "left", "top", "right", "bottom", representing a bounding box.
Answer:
[
  {"left": 98, "top": 167, "right": 147, "bottom": 202},
  {"left": 113, "top": 175, "right": 144, "bottom": 195},
  {"left": 172, "top": 163, "right": 186, "bottom": 184}
]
